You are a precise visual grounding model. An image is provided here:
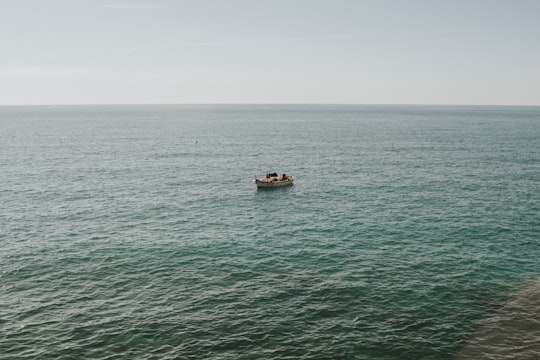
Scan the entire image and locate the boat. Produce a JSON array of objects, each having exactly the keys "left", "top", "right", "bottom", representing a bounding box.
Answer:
[{"left": 254, "top": 173, "right": 294, "bottom": 188}]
